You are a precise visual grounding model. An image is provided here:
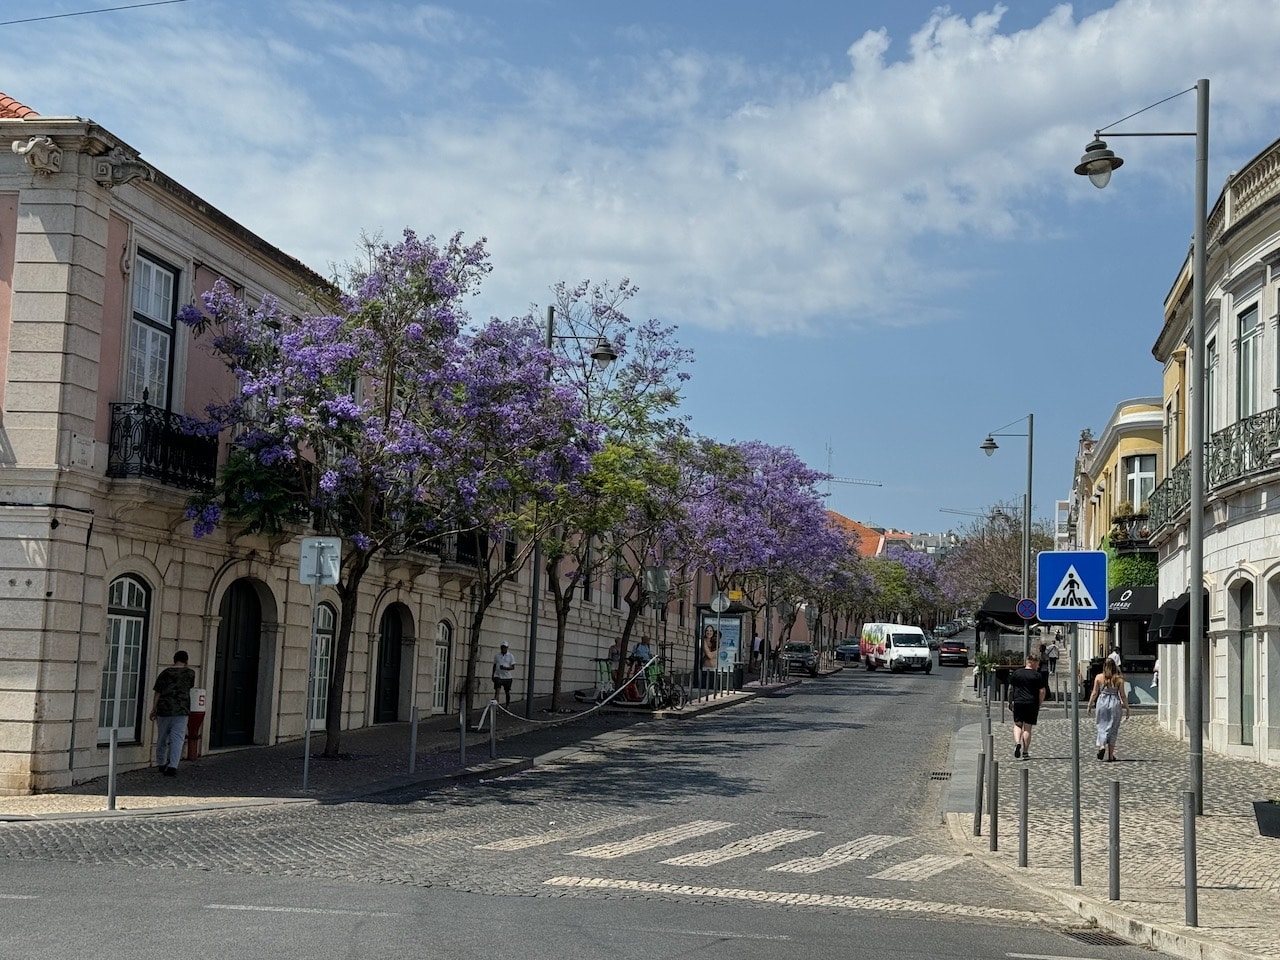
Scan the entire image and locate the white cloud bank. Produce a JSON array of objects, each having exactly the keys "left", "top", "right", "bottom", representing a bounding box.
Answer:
[{"left": 16, "top": 0, "right": 1280, "bottom": 333}]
